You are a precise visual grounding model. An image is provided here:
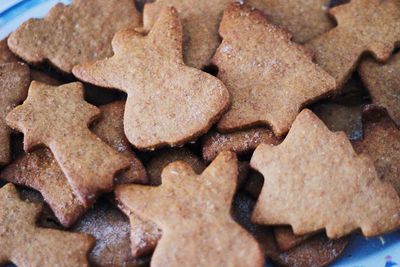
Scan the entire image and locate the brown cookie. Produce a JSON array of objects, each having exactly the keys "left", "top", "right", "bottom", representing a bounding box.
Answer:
[
  {"left": 143, "top": 0, "right": 233, "bottom": 69},
  {"left": 93, "top": 101, "right": 147, "bottom": 185},
  {"left": 232, "top": 192, "right": 349, "bottom": 267},
  {"left": 273, "top": 226, "right": 313, "bottom": 252},
  {"left": 312, "top": 102, "right": 363, "bottom": 140},
  {"left": 116, "top": 151, "right": 264, "bottom": 267},
  {"left": 73, "top": 7, "right": 230, "bottom": 150},
  {"left": 146, "top": 148, "right": 206, "bottom": 186},
  {"left": 0, "top": 62, "right": 30, "bottom": 165},
  {"left": 306, "top": 0, "right": 400, "bottom": 88},
  {"left": 0, "top": 39, "right": 18, "bottom": 63},
  {"left": 359, "top": 52, "right": 400, "bottom": 126},
  {"left": 1, "top": 100, "right": 145, "bottom": 227},
  {"left": 8, "top": 0, "right": 141, "bottom": 73},
  {"left": 352, "top": 105, "right": 400, "bottom": 195},
  {"left": 202, "top": 128, "right": 281, "bottom": 162},
  {"left": 213, "top": 4, "right": 335, "bottom": 136},
  {"left": 6, "top": 81, "right": 130, "bottom": 206},
  {"left": 73, "top": 200, "right": 150, "bottom": 267},
  {"left": 247, "top": 0, "right": 334, "bottom": 43},
  {"left": 251, "top": 109, "right": 400, "bottom": 238},
  {"left": 0, "top": 183, "right": 94, "bottom": 267}
]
